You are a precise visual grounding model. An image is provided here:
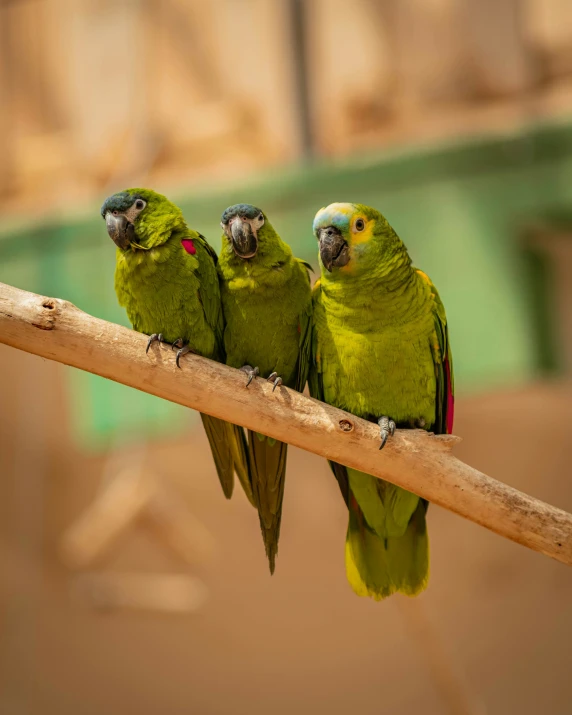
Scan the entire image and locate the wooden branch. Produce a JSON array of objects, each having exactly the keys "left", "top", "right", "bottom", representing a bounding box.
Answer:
[{"left": 1, "top": 281, "right": 571, "bottom": 566}]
